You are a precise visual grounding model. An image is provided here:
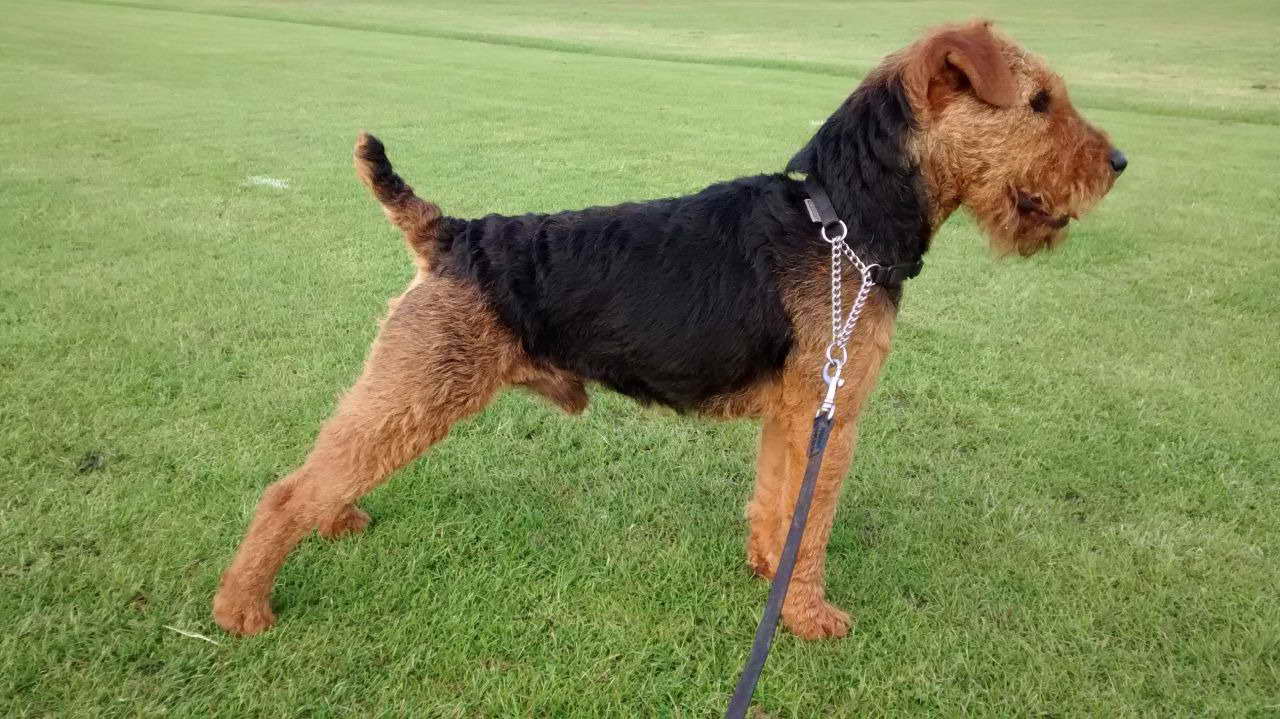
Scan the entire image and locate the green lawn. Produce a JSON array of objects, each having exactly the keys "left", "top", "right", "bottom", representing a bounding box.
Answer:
[{"left": 2, "top": 0, "right": 1278, "bottom": 716}]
